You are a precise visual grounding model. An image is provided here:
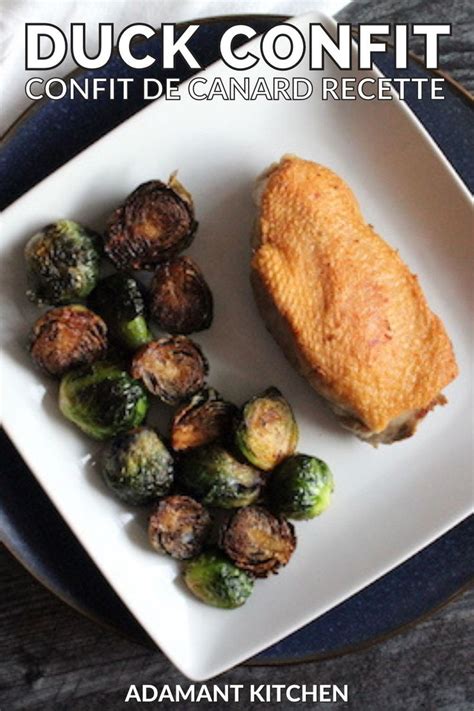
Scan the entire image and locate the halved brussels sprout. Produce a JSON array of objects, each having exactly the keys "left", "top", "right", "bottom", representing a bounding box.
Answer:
[
  {"left": 235, "top": 387, "right": 298, "bottom": 471},
  {"left": 183, "top": 550, "right": 253, "bottom": 608},
  {"left": 102, "top": 427, "right": 173, "bottom": 505},
  {"left": 269, "top": 454, "right": 334, "bottom": 520},
  {"left": 220, "top": 505, "right": 296, "bottom": 578},
  {"left": 148, "top": 495, "right": 211, "bottom": 559},
  {"left": 131, "top": 336, "right": 208, "bottom": 405},
  {"left": 104, "top": 175, "right": 197, "bottom": 270},
  {"left": 89, "top": 273, "right": 152, "bottom": 351},
  {"left": 59, "top": 361, "right": 148, "bottom": 440},
  {"left": 170, "top": 388, "right": 237, "bottom": 451},
  {"left": 25, "top": 219, "right": 101, "bottom": 305},
  {"left": 150, "top": 256, "right": 213, "bottom": 334},
  {"left": 178, "top": 445, "right": 263, "bottom": 508},
  {"left": 30, "top": 305, "right": 107, "bottom": 376}
]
